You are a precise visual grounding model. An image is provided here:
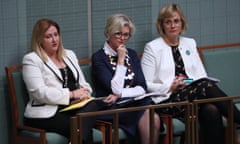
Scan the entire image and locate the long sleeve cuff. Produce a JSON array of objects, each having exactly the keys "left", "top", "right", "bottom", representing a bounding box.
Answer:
[
  {"left": 121, "top": 86, "right": 145, "bottom": 98},
  {"left": 111, "top": 65, "right": 127, "bottom": 95}
]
